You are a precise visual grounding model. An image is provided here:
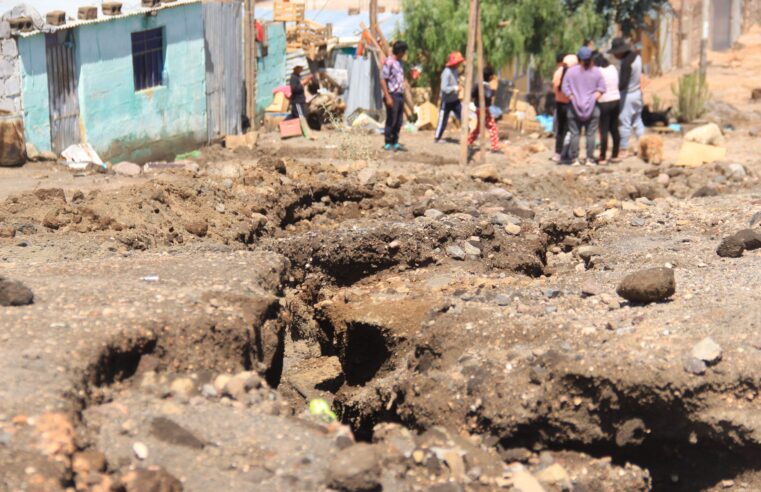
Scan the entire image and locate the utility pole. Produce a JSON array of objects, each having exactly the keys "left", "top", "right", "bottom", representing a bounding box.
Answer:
[
  {"left": 370, "top": 0, "right": 378, "bottom": 33},
  {"left": 244, "top": 0, "right": 256, "bottom": 129},
  {"left": 459, "top": 0, "right": 478, "bottom": 165},
  {"left": 699, "top": 0, "right": 709, "bottom": 78}
]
